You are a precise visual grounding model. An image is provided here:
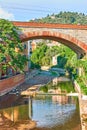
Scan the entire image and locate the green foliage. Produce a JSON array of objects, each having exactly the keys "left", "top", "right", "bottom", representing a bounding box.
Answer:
[
  {"left": 31, "top": 43, "right": 62, "bottom": 68},
  {"left": 57, "top": 55, "right": 67, "bottom": 68},
  {"left": 31, "top": 40, "right": 87, "bottom": 95},
  {"left": 77, "top": 77, "right": 87, "bottom": 95},
  {"left": 30, "top": 41, "right": 77, "bottom": 70},
  {"left": 30, "top": 11, "right": 87, "bottom": 25},
  {"left": 39, "top": 81, "right": 75, "bottom": 93},
  {"left": 30, "top": 44, "right": 48, "bottom": 68},
  {"left": 58, "top": 81, "right": 75, "bottom": 93},
  {"left": 40, "top": 85, "right": 48, "bottom": 93},
  {"left": 0, "top": 19, "right": 28, "bottom": 73},
  {"left": 41, "top": 56, "right": 51, "bottom": 66},
  {"left": 50, "top": 71, "right": 58, "bottom": 76},
  {"left": 76, "top": 59, "right": 87, "bottom": 95}
]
